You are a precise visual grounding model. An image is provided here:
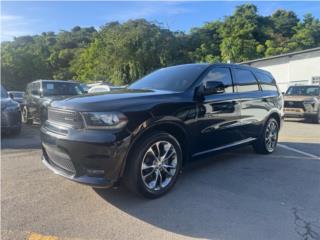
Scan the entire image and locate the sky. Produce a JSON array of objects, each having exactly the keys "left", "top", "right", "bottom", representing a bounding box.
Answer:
[{"left": 1, "top": 1, "right": 320, "bottom": 41}]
